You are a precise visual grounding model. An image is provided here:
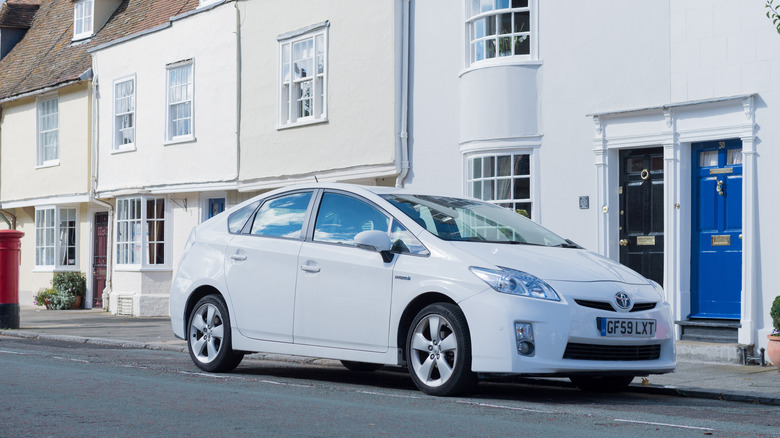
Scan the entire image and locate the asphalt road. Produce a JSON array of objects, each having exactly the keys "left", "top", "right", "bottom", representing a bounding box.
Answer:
[{"left": 1, "top": 336, "right": 779, "bottom": 438}]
